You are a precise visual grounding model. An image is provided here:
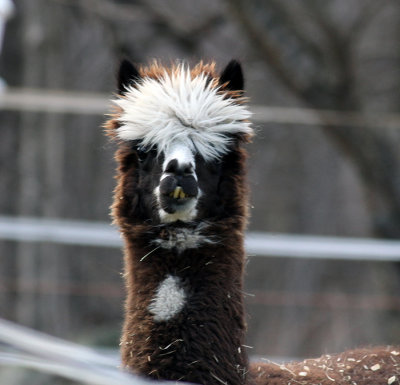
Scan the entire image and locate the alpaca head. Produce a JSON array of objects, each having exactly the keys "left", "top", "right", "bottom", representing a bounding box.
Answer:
[{"left": 107, "top": 60, "right": 253, "bottom": 226}]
